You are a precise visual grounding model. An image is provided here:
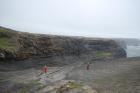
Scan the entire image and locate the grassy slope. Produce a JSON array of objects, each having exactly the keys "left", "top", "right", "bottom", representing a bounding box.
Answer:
[
  {"left": 0, "top": 27, "right": 16, "bottom": 50},
  {"left": 0, "top": 37, "right": 15, "bottom": 49}
]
